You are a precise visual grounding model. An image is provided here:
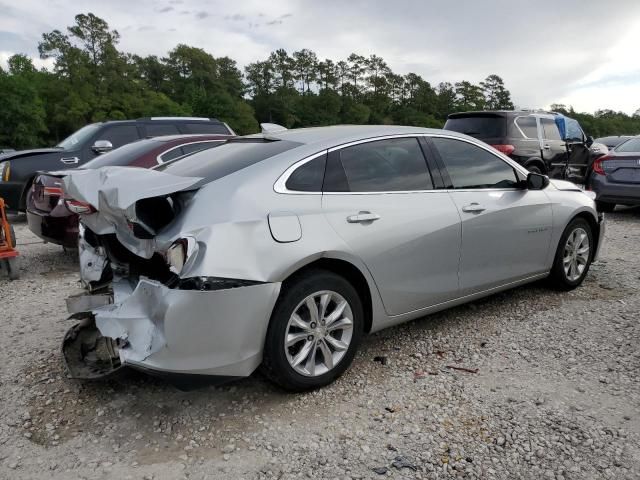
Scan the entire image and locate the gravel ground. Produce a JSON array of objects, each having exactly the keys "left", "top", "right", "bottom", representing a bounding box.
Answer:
[{"left": 1, "top": 208, "right": 639, "bottom": 480}]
